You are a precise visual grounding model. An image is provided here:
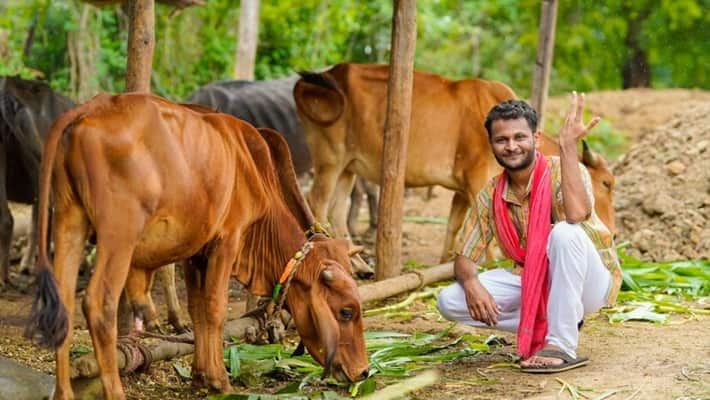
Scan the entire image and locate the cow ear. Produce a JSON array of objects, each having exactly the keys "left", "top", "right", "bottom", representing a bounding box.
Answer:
[
  {"left": 321, "top": 269, "right": 335, "bottom": 285},
  {"left": 309, "top": 281, "right": 339, "bottom": 377},
  {"left": 294, "top": 74, "right": 345, "bottom": 126}
]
